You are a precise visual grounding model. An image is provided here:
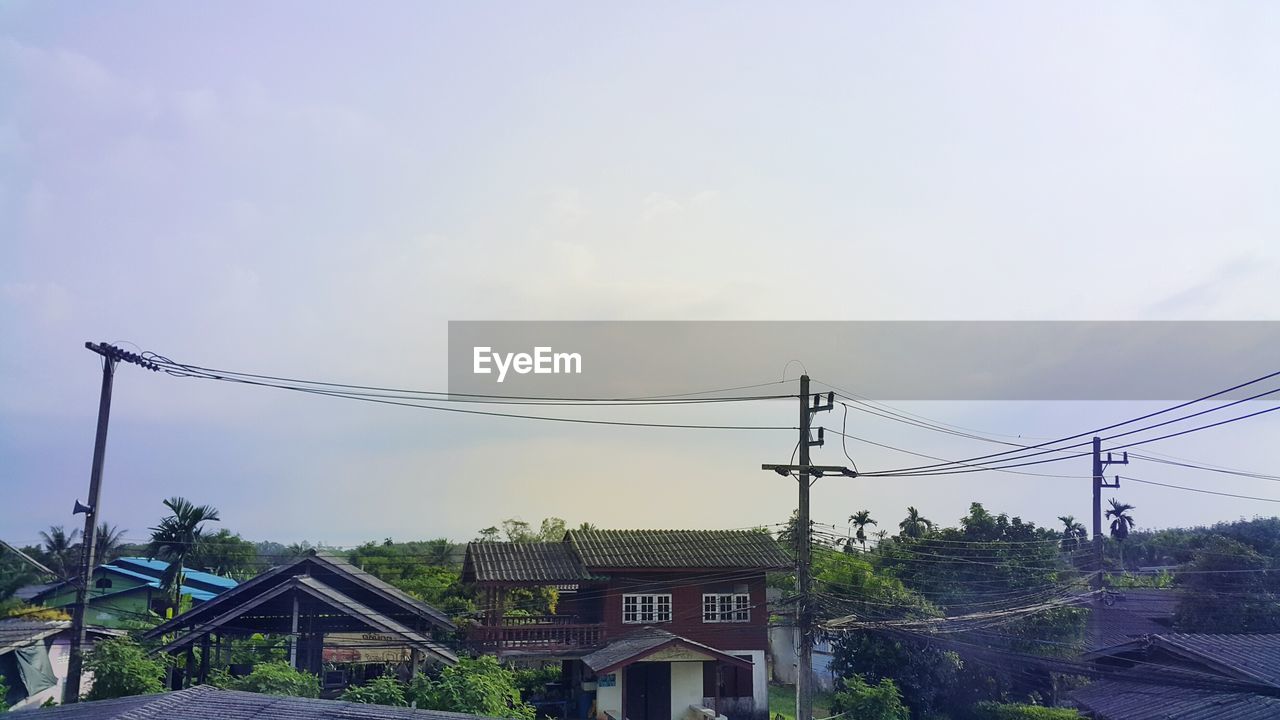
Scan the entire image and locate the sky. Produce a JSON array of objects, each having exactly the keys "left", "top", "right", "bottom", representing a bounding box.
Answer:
[{"left": 2, "top": 2, "right": 1279, "bottom": 550}]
